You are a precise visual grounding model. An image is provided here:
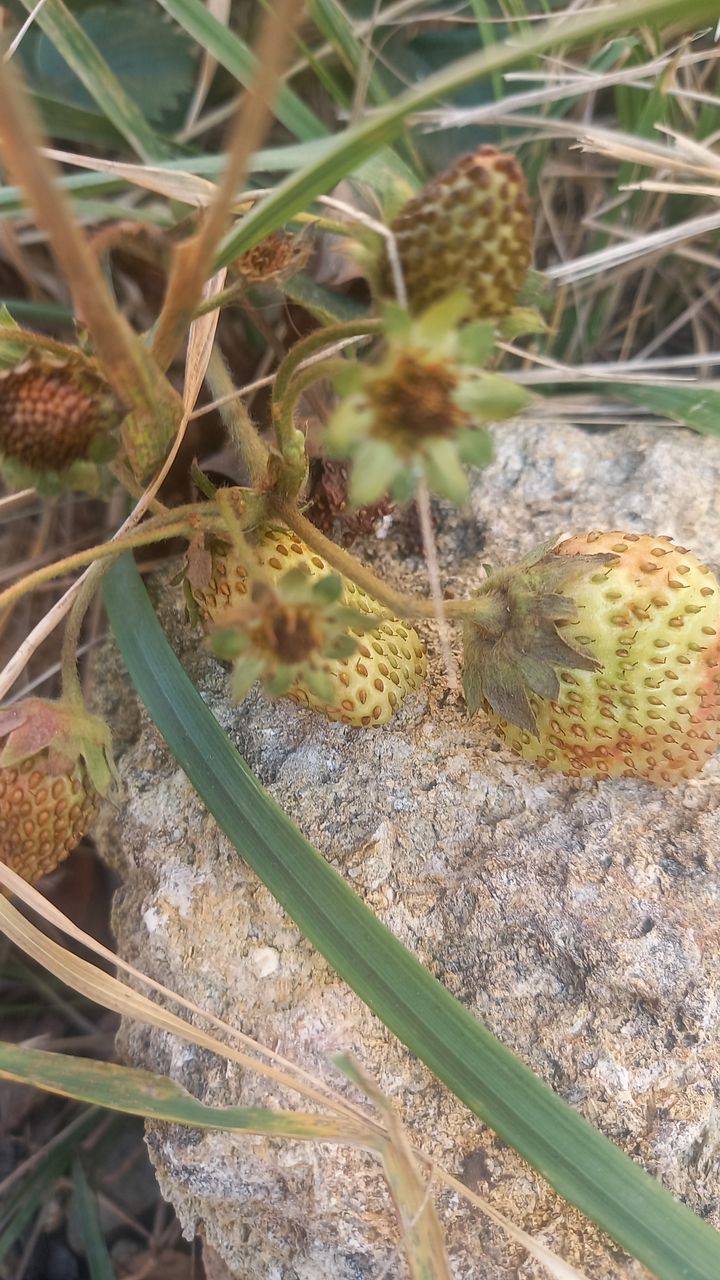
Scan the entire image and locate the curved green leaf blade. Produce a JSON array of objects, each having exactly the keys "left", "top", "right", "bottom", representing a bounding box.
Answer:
[{"left": 103, "top": 554, "right": 720, "bottom": 1280}]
